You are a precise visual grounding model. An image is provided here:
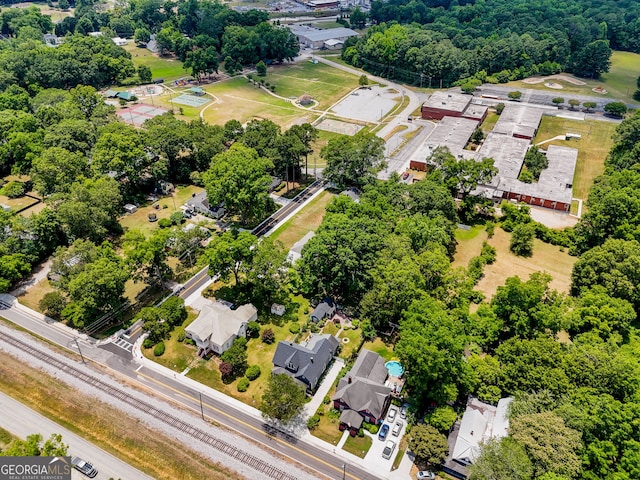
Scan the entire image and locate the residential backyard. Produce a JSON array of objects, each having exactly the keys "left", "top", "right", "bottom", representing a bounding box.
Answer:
[{"left": 533, "top": 116, "right": 617, "bottom": 200}]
